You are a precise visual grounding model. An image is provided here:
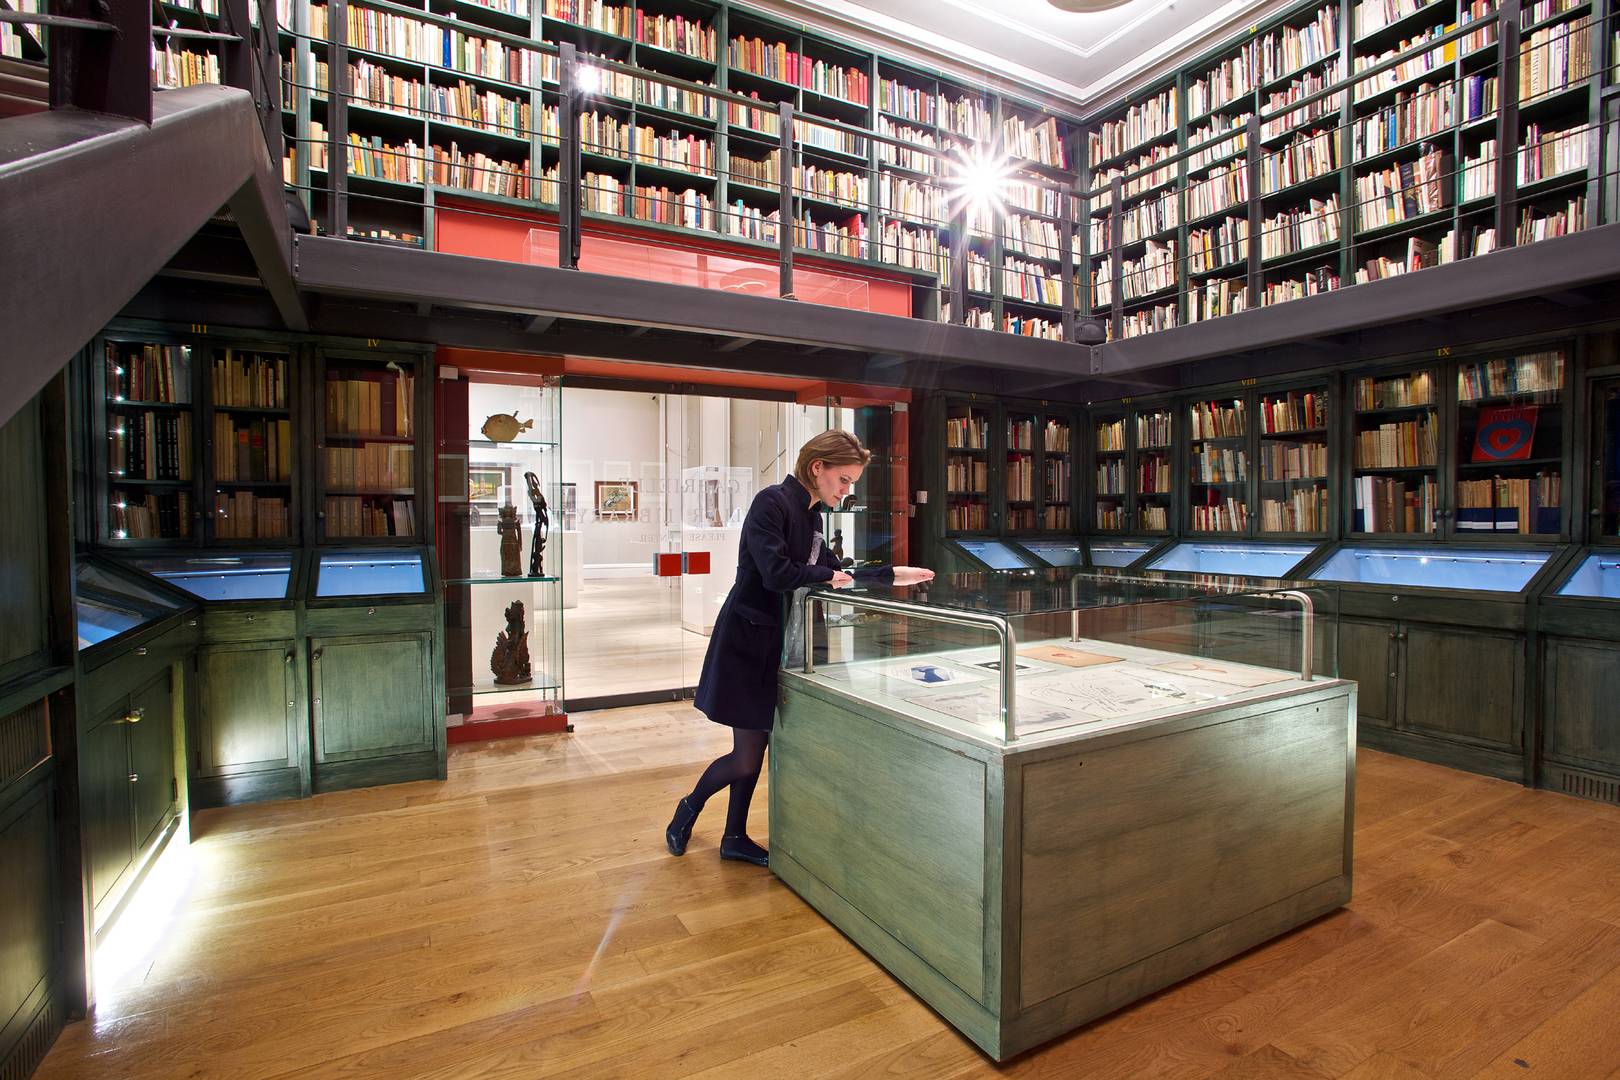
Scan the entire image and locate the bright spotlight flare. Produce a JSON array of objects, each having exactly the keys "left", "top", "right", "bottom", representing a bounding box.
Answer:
[{"left": 942, "top": 140, "right": 1014, "bottom": 222}]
